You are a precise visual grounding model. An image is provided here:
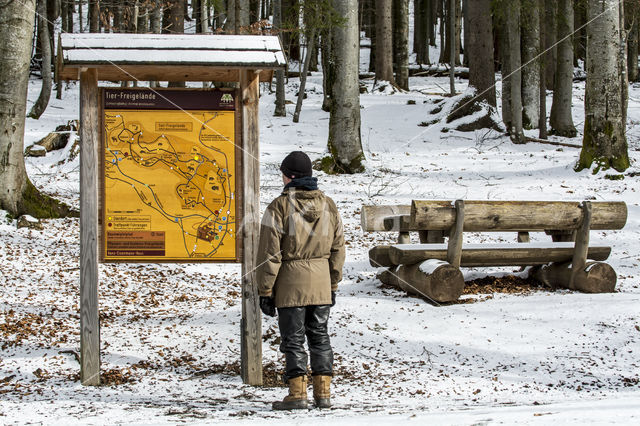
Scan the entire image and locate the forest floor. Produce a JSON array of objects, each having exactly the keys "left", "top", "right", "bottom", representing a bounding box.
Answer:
[{"left": 1, "top": 68, "right": 639, "bottom": 424}]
